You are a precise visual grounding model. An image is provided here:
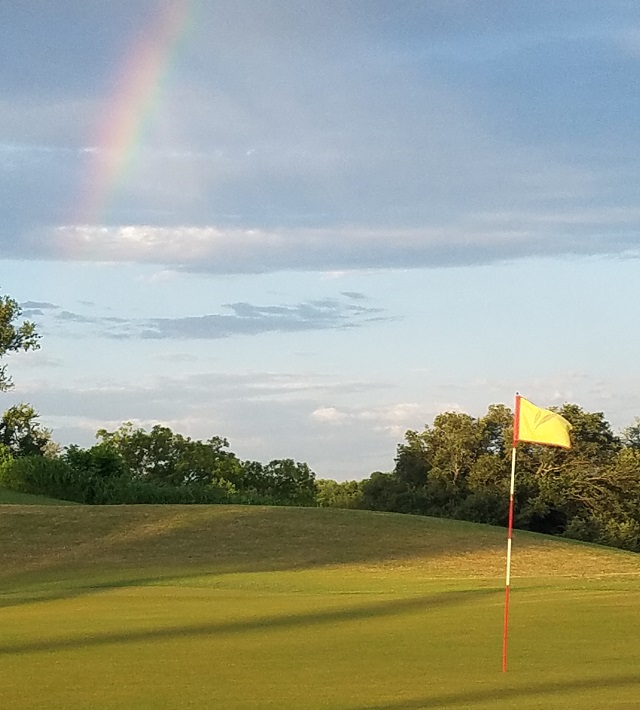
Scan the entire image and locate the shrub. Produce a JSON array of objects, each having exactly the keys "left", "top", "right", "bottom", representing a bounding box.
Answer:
[{"left": 0, "top": 455, "right": 87, "bottom": 502}]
